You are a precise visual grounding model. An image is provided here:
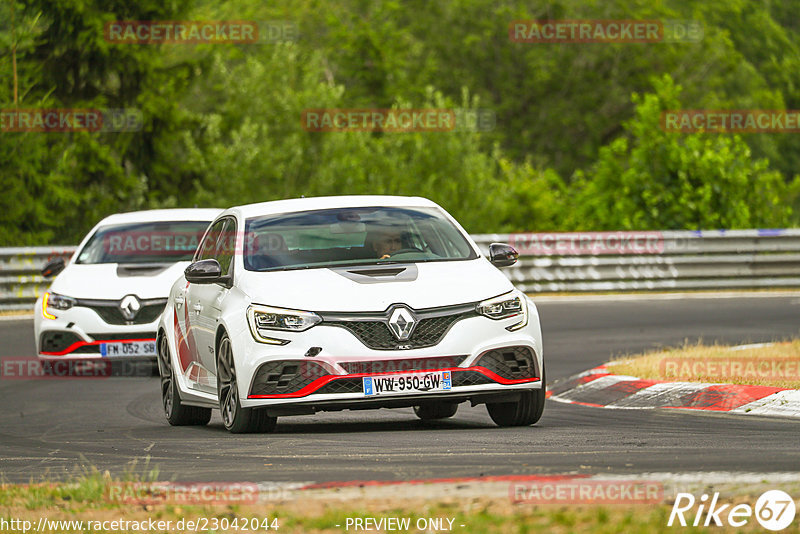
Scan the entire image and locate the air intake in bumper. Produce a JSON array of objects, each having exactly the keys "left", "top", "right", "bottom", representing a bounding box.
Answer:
[
  {"left": 475, "top": 346, "right": 538, "bottom": 380},
  {"left": 249, "top": 360, "right": 328, "bottom": 396}
]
